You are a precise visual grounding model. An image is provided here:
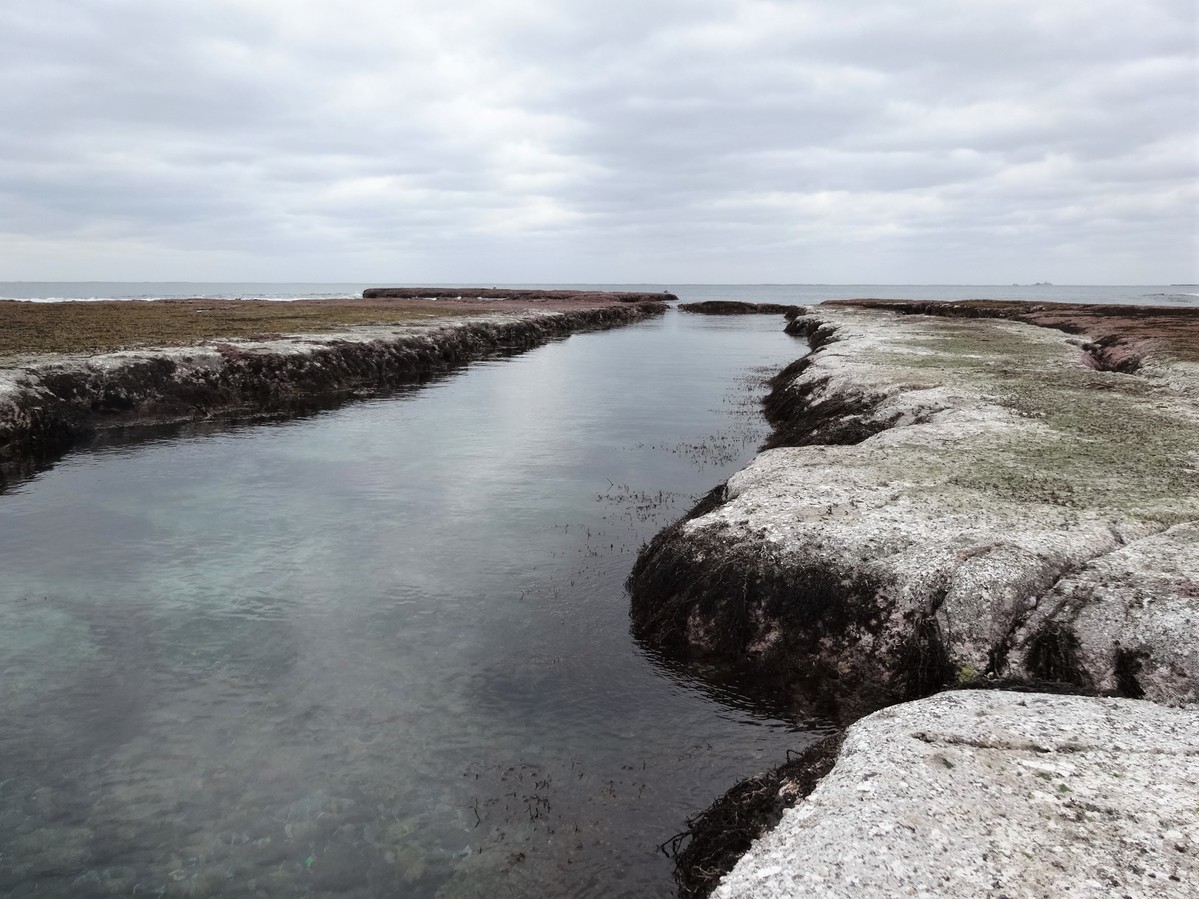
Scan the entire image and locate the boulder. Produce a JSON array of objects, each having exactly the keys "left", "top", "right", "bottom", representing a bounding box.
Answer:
[{"left": 716, "top": 690, "right": 1199, "bottom": 899}]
